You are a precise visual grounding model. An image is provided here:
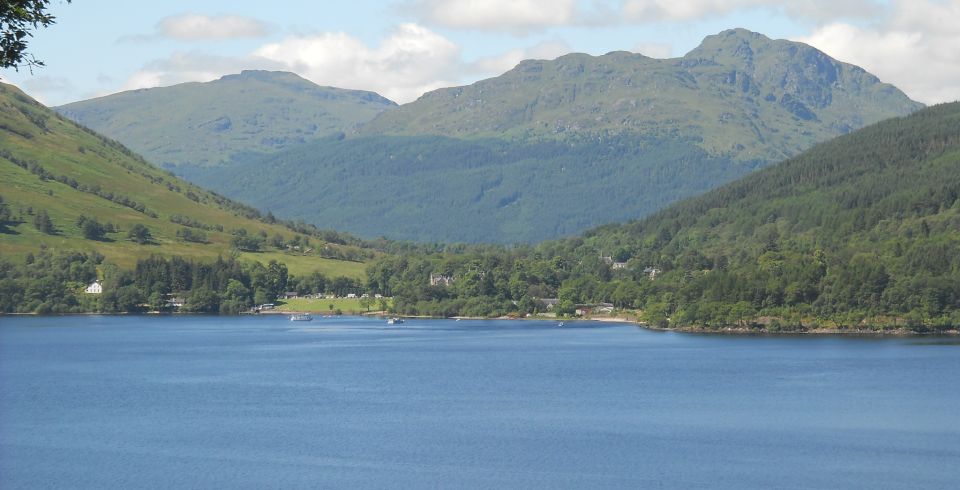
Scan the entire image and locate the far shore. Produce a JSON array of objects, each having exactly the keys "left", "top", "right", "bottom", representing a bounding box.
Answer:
[
  {"left": 2, "top": 311, "right": 956, "bottom": 336},
  {"left": 642, "top": 323, "right": 960, "bottom": 336}
]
